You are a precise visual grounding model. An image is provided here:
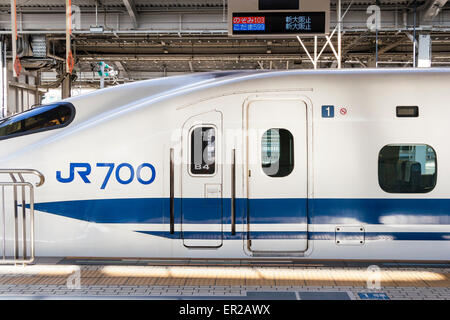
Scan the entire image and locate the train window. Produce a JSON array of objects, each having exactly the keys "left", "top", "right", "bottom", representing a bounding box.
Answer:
[
  {"left": 397, "top": 106, "right": 419, "bottom": 117},
  {"left": 261, "top": 128, "right": 294, "bottom": 177},
  {"left": 190, "top": 126, "right": 216, "bottom": 175},
  {"left": 378, "top": 144, "right": 437, "bottom": 193},
  {"left": 0, "top": 102, "right": 75, "bottom": 140}
]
